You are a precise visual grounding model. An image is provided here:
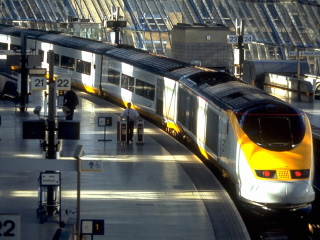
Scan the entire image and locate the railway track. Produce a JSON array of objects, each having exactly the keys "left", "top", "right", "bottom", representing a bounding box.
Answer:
[{"left": 203, "top": 158, "right": 320, "bottom": 240}]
